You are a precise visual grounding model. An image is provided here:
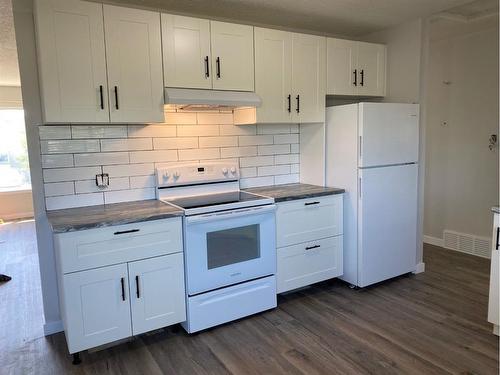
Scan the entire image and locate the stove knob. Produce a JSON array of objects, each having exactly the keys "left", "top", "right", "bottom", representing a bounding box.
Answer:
[
  {"left": 173, "top": 171, "right": 180, "bottom": 179},
  {"left": 230, "top": 167, "right": 237, "bottom": 175},
  {"left": 163, "top": 172, "right": 170, "bottom": 181},
  {"left": 222, "top": 167, "right": 228, "bottom": 175}
]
